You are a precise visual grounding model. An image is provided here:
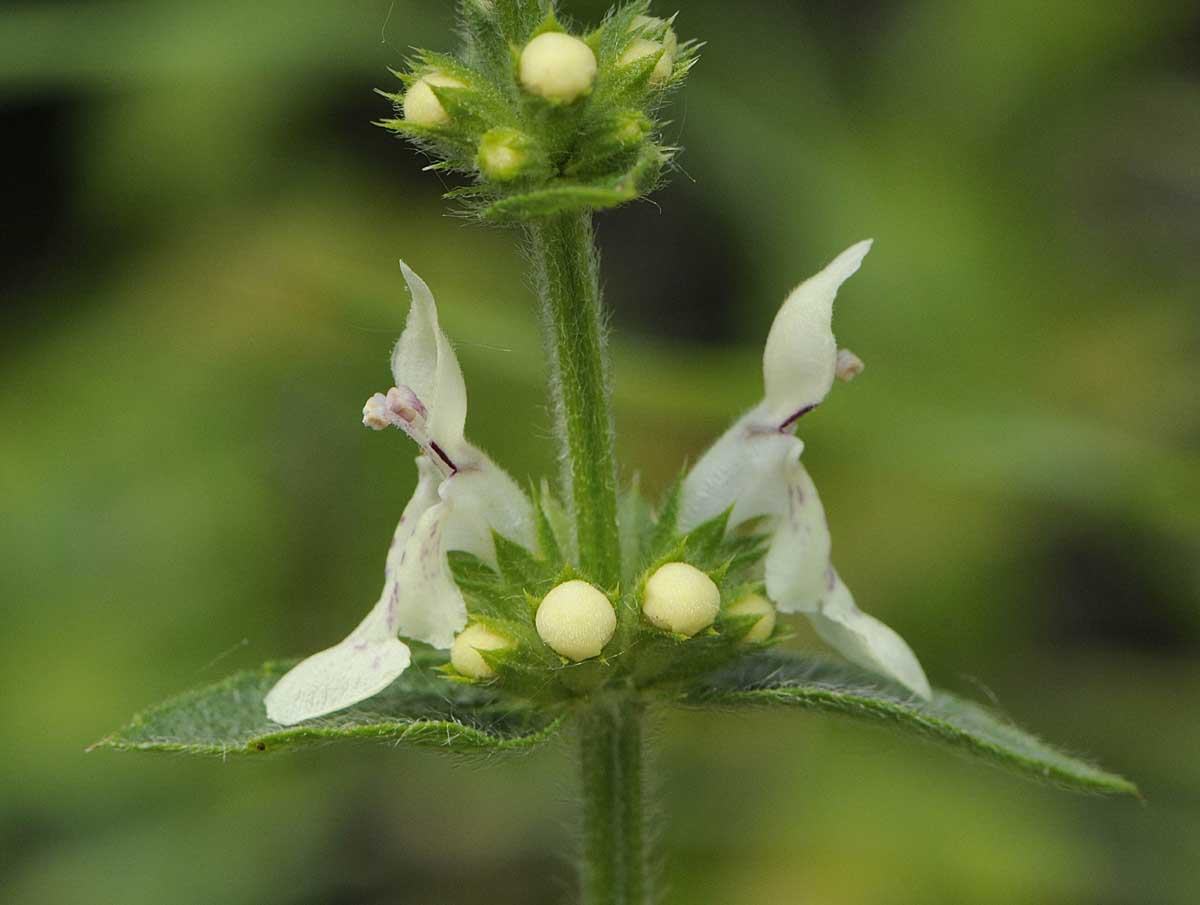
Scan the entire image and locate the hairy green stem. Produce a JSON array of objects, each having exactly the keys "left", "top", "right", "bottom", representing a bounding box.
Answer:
[
  {"left": 525, "top": 212, "right": 621, "bottom": 588},
  {"left": 526, "top": 212, "right": 647, "bottom": 901},
  {"left": 578, "top": 697, "right": 647, "bottom": 905}
]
